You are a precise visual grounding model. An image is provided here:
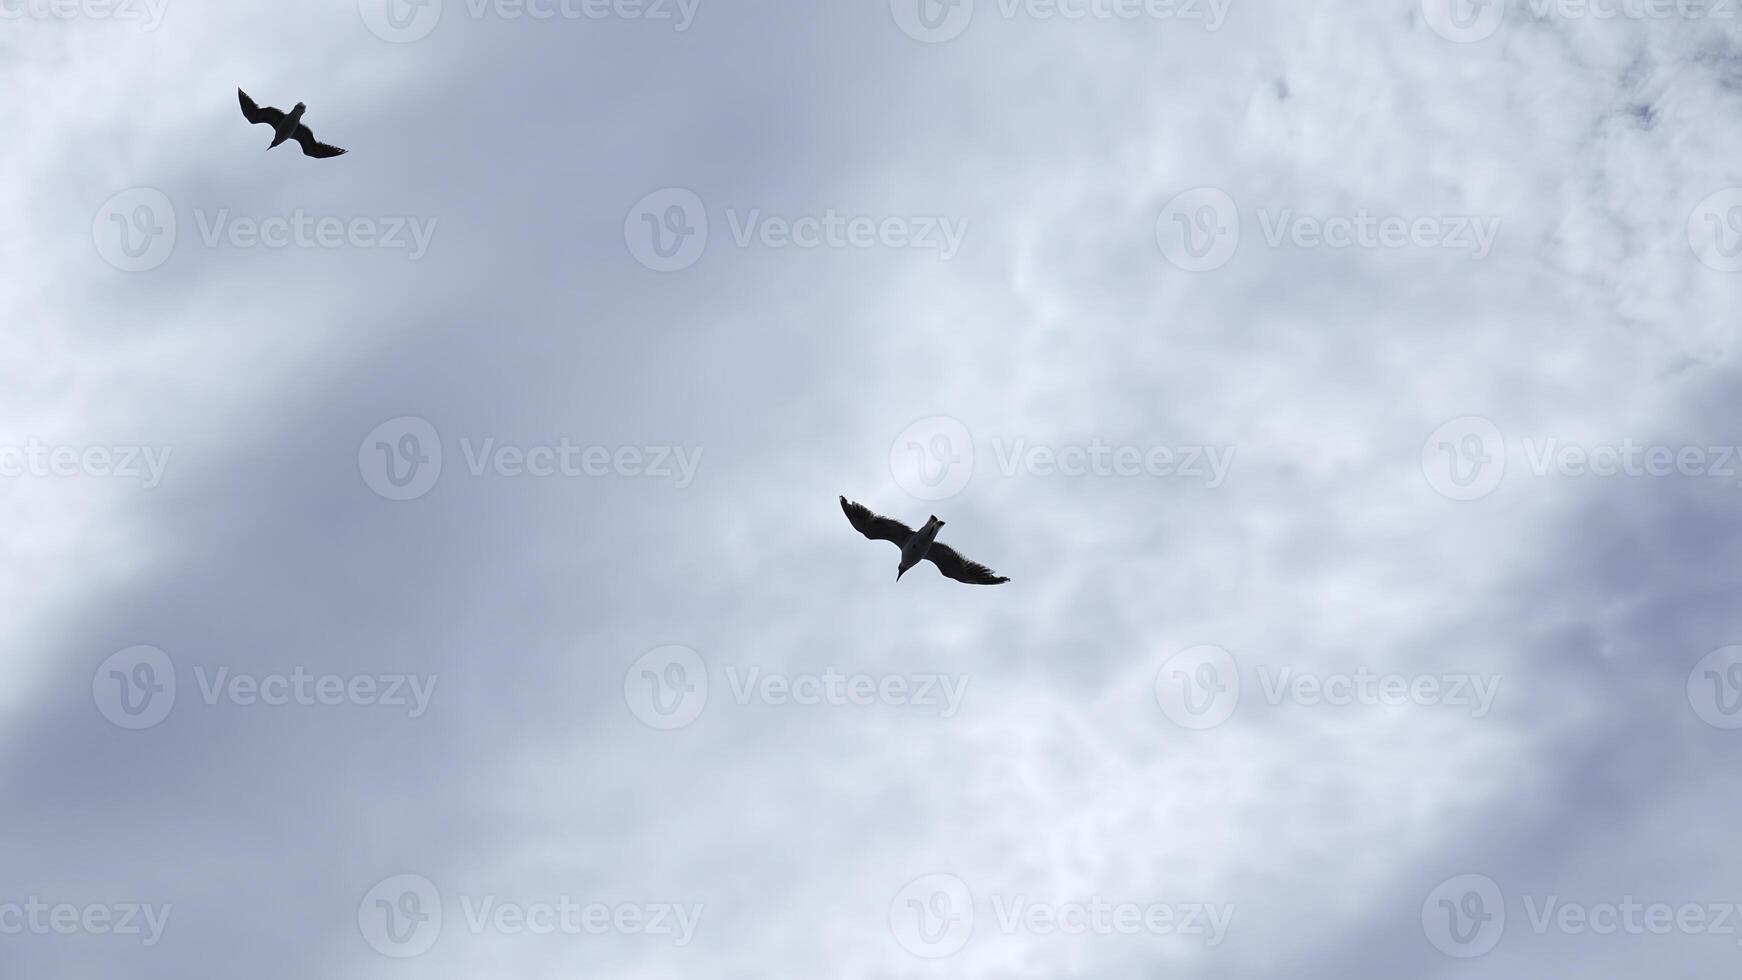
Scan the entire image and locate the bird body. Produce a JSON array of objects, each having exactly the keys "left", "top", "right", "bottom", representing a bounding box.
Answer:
[
  {"left": 270, "top": 103, "right": 307, "bottom": 148},
  {"left": 840, "top": 496, "right": 1009, "bottom": 585},
  {"left": 238, "top": 89, "right": 347, "bottom": 158},
  {"left": 897, "top": 516, "right": 945, "bottom": 580}
]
